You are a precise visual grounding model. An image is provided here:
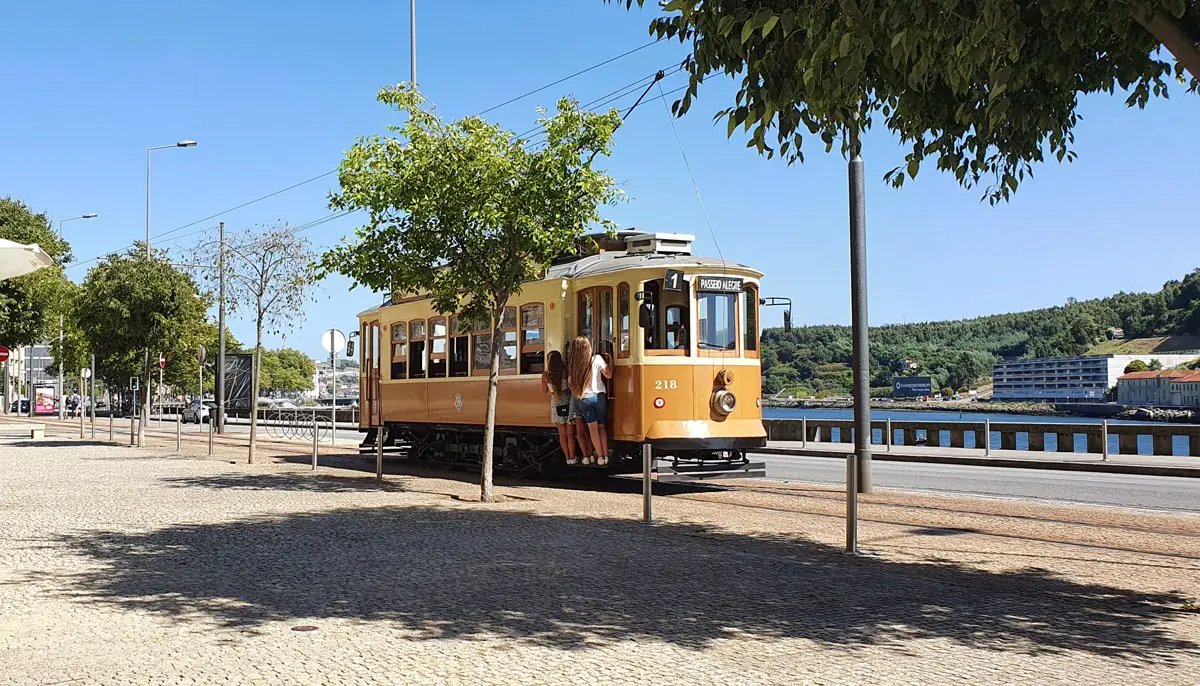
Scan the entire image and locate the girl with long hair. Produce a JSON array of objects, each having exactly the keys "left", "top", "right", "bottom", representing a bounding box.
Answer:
[
  {"left": 540, "top": 350, "right": 577, "bottom": 464},
  {"left": 567, "top": 335, "right": 612, "bottom": 466}
]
